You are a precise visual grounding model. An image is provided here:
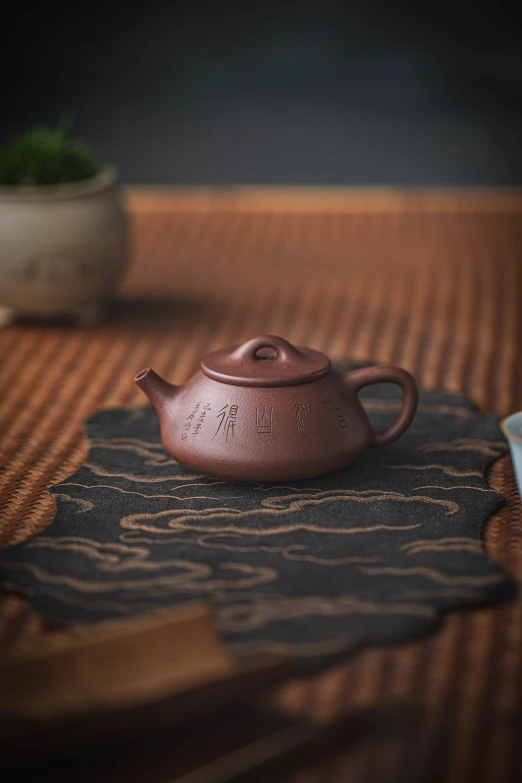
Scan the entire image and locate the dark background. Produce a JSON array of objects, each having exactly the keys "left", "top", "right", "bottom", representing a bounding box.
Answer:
[{"left": 4, "top": 1, "right": 522, "bottom": 185}]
